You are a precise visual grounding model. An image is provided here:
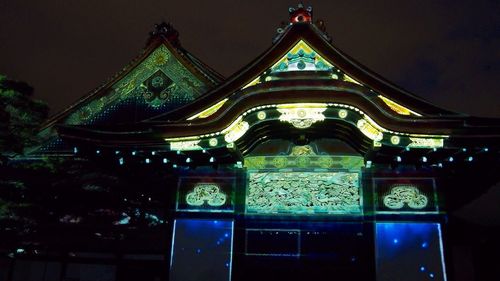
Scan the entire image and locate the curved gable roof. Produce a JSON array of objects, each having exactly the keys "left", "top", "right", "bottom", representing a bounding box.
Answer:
[
  {"left": 31, "top": 23, "right": 224, "bottom": 154},
  {"left": 57, "top": 21, "right": 500, "bottom": 152},
  {"left": 149, "top": 22, "right": 458, "bottom": 124},
  {"left": 41, "top": 23, "right": 223, "bottom": 130}
]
